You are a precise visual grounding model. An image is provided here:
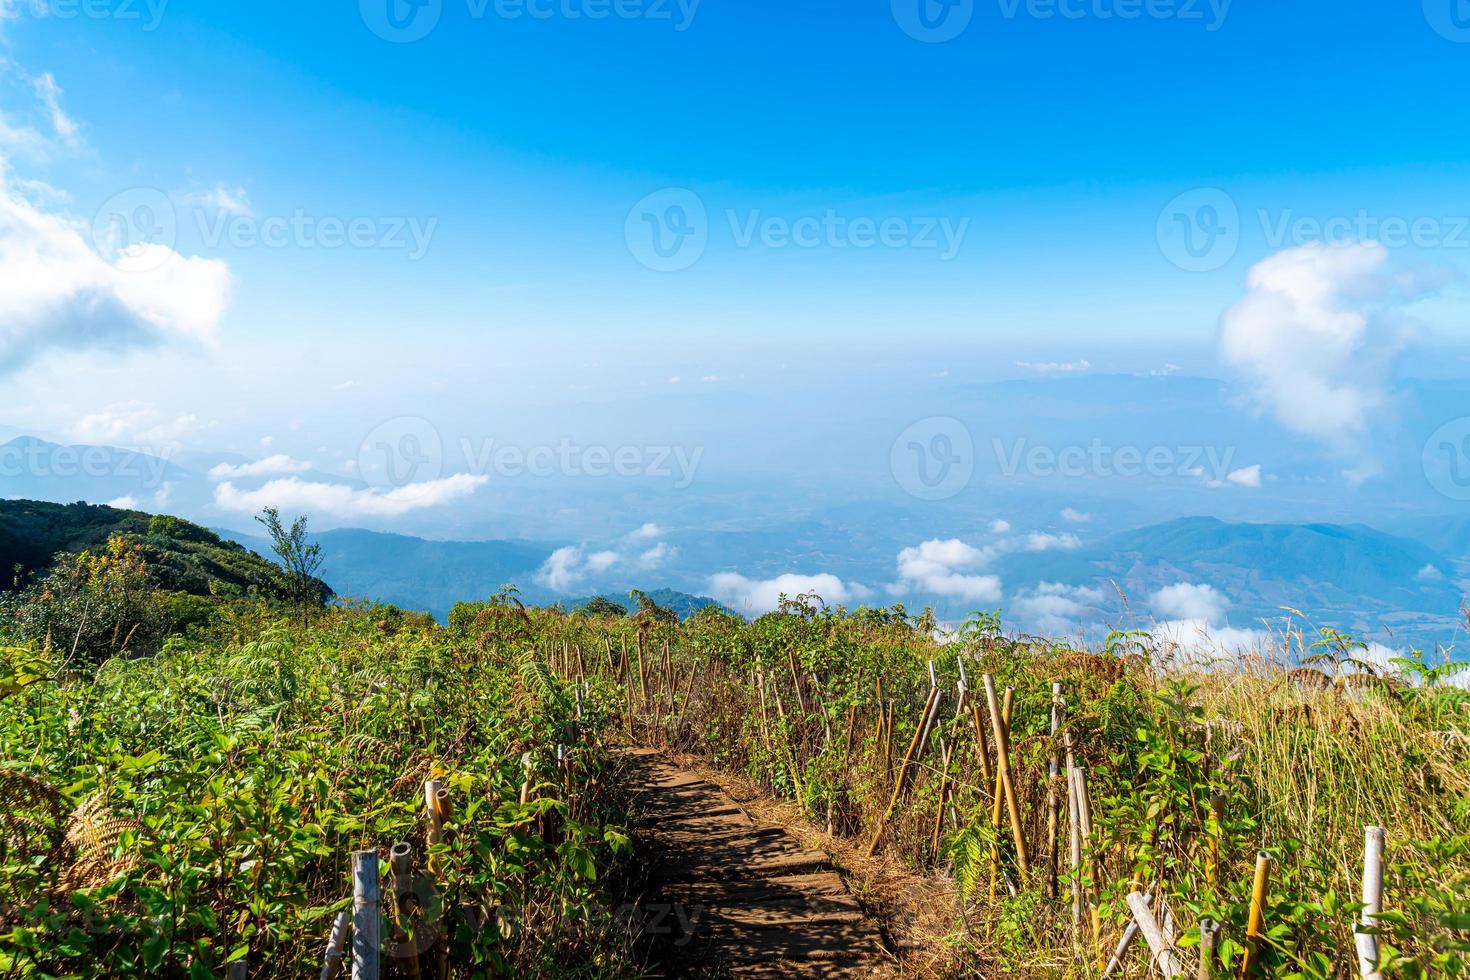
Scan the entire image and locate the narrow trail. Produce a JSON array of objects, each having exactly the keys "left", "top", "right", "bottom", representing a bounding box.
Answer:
[{"left": 625, "top": 750, "right": 896, "bottom": 978}]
